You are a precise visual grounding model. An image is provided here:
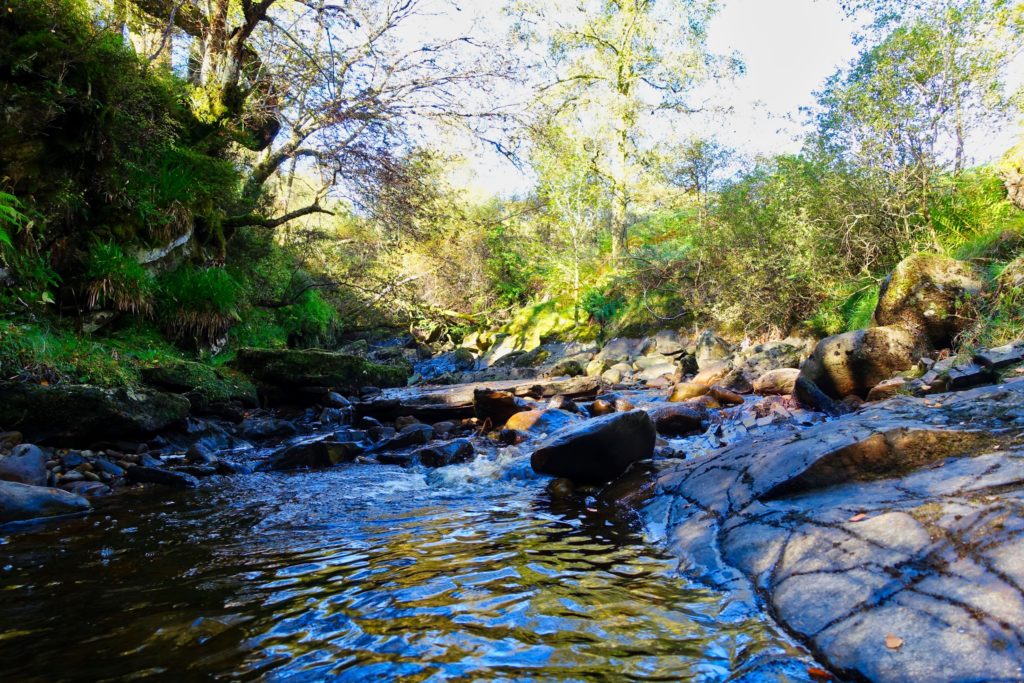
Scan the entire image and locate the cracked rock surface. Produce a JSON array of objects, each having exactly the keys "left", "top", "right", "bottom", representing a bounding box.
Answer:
[{"left": 642, "top": 379, "right": 1024, "bottom": 682}]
